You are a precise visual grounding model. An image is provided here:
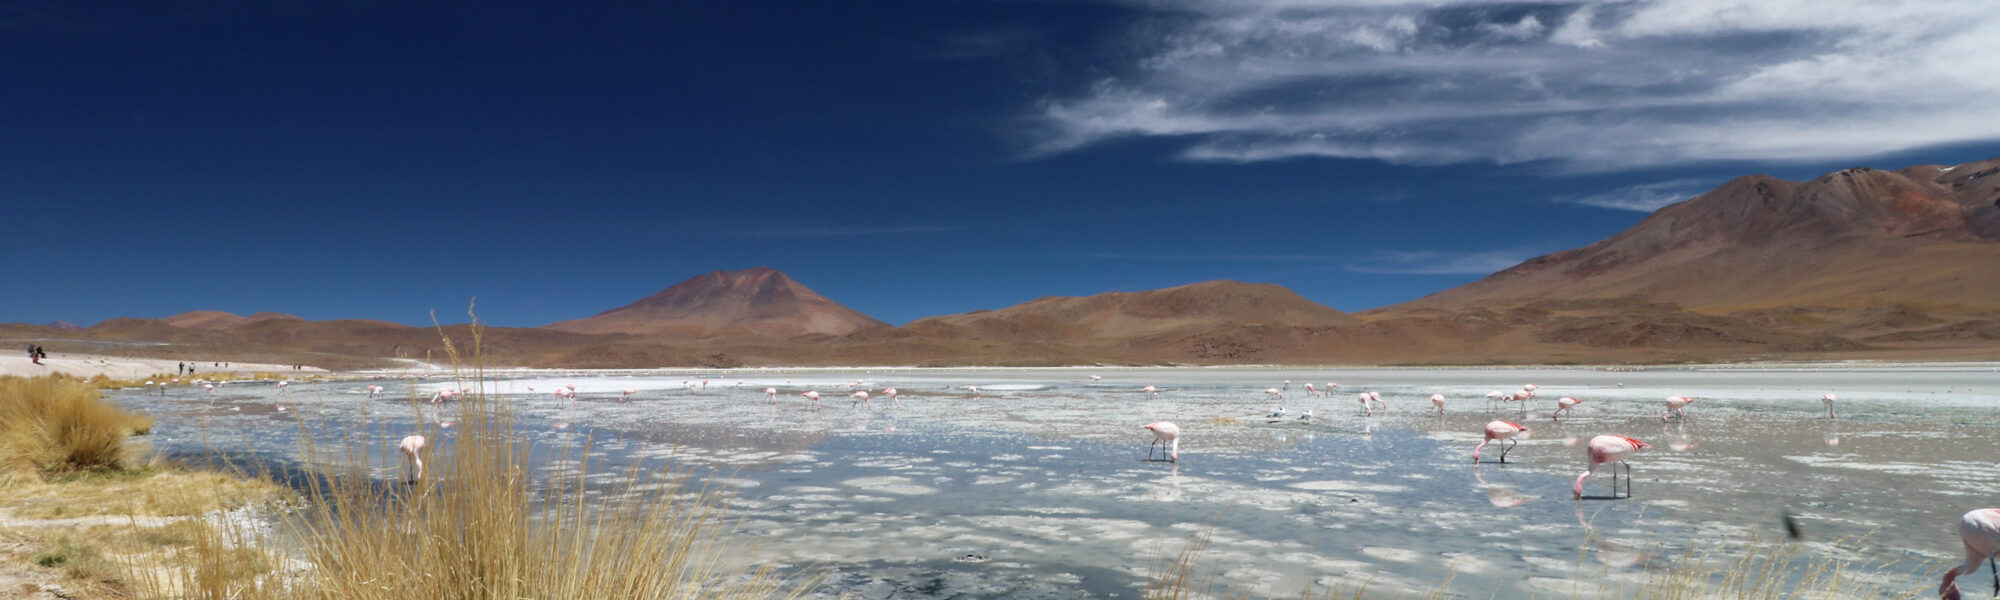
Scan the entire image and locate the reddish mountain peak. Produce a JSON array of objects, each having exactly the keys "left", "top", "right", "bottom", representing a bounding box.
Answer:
[
  {"left": 544, "top": 267, "right": 887, "bottom": 338},
  {"left": 1397, "top": 156, "right": 2000, "bottom": 312},
  {"left": 164, "top": 310, "right": 306, "bottom": 330}
]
